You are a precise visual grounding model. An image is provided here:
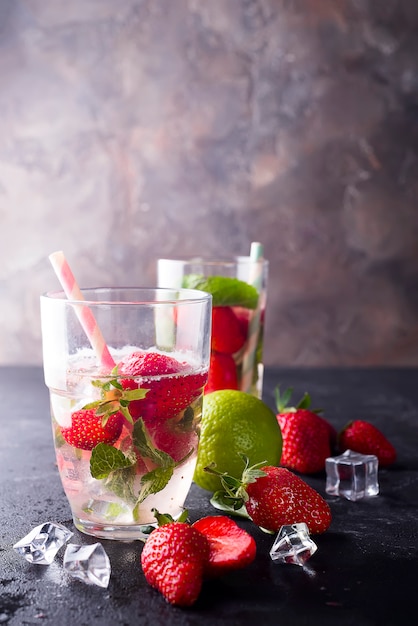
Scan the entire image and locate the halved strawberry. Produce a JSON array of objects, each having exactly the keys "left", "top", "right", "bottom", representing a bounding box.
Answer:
[
  {"left": 61, "top": 408, "right": 123, "bottom": 451},
  {"left": 192, "top": 515, "right": 256, "bottom": 577},
  {"left": 211, "top": 307, "right": 246, "bottom": 355},
  {"left": 205, "top": 352, "right": 238, "bottom": 394}
]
